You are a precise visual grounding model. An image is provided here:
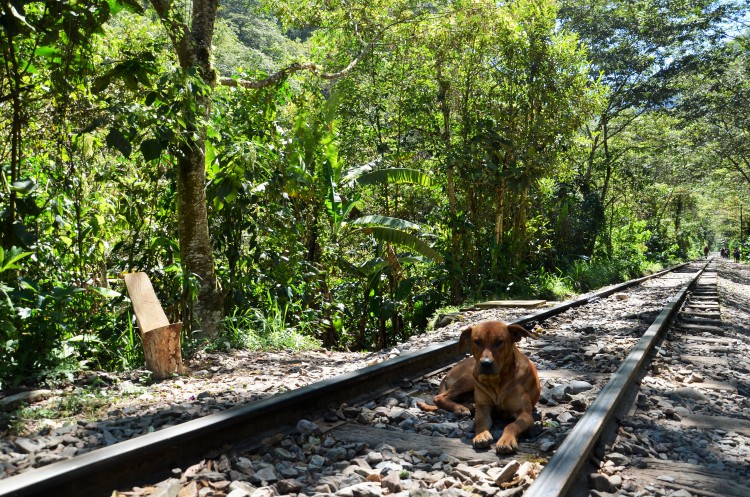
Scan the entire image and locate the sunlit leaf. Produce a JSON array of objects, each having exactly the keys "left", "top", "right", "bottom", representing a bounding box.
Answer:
[
  {"left": 9, "top": 179, "right": 36, "bottom": 194},
  {"left": 356, "top": 168, "right": 432, "bottom": 187},
  {"left": 89, "top": 286, "right": 121, "bottom": 298},
  {"left": 349, "top": 215, "right": 420, "bottom": 231},
  {"left": 358, "top": 226, "right": 442, "bottom": 262}
]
